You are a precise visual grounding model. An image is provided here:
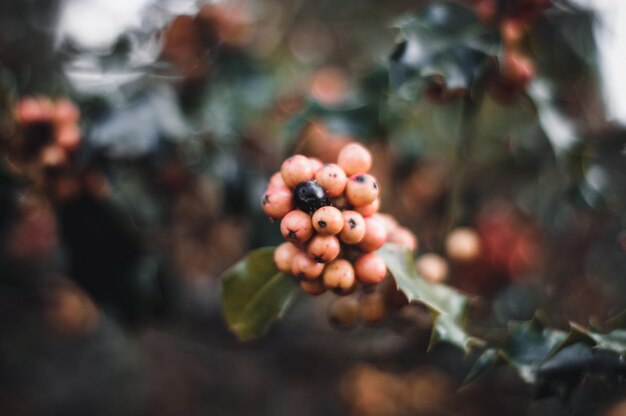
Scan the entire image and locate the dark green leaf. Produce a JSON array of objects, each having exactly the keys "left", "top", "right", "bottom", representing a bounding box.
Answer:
[
  {"left": 389, "top": 2, "right": 499, "bottom": 100},
  {"left": 500, "top": 318, "right": 567, "bottom": 383},
  {"left": 569, "top": 323, "right": 626, "bottom": 355},
  {"left": 220, "top": 247, "right": 299, "bottom": 341},
  {"left": 462, "top": 348, "right": 502, "bottom": 388},
  {"left": 378, "top": 243, "right": 481, "bottom": 351}
]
